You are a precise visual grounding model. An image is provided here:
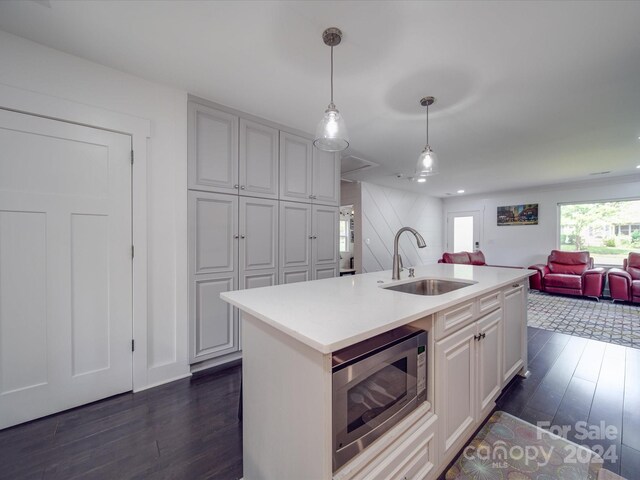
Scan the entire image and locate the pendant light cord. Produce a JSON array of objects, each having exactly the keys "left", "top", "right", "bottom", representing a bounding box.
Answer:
[
  {"left": 330, "top": 45, "right": 334, "bottom": 105},
  {"left": 426, "top": 102, "right": 429, "bottom": 145}
]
